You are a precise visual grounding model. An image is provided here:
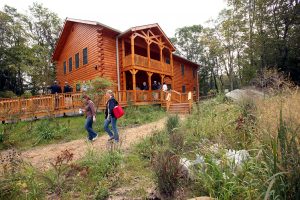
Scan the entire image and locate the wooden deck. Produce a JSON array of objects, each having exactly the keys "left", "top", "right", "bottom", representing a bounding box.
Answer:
[{"left": 0, "top": 90, "right": 196, "bottom": 122}]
